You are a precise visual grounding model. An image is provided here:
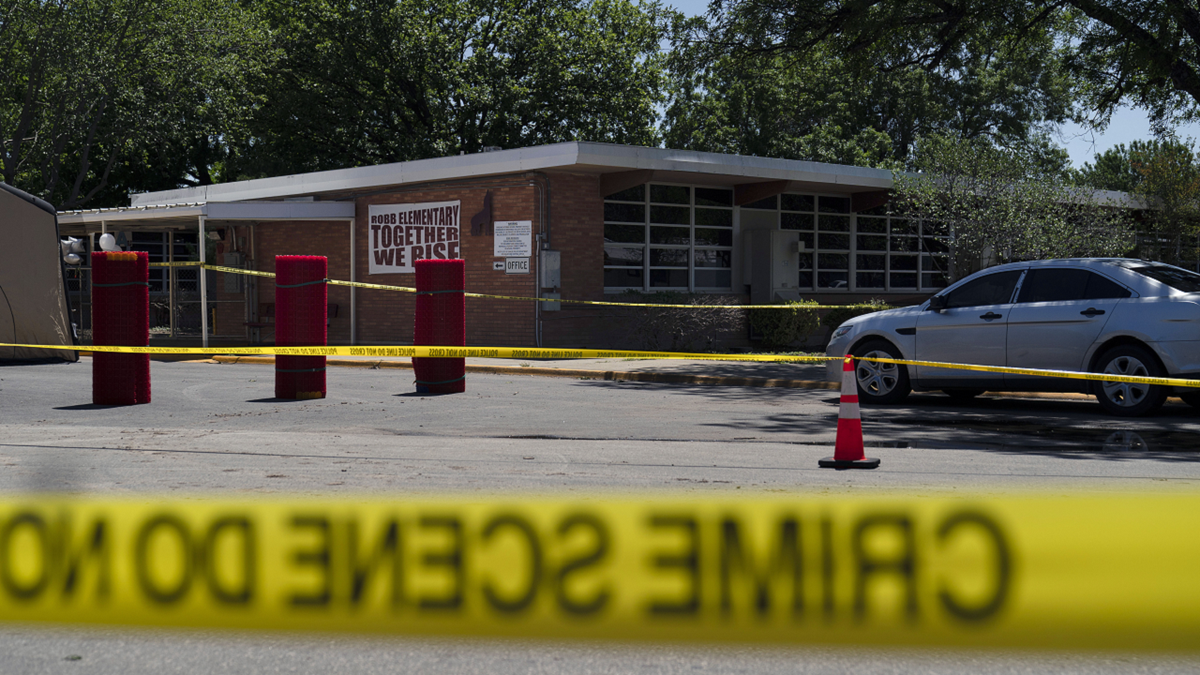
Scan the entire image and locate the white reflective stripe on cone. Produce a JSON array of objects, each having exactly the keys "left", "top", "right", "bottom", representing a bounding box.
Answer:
[
  {"left": 842, "top": 367, "right": 856, "bottom": 392},
  {"left": 839, "top": 400, "right": 861, "bottom": 420}
]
